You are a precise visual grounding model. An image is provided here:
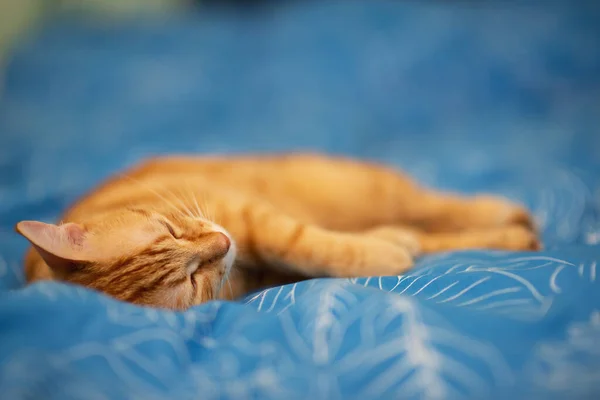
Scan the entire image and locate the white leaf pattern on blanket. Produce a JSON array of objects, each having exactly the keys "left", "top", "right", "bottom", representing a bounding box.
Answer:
[
  {"left": 352, "top": 255, "right": 580, "bottom": 321},
  {"left": 247, "top": 281, "right": 512, "bottom": 399}
]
